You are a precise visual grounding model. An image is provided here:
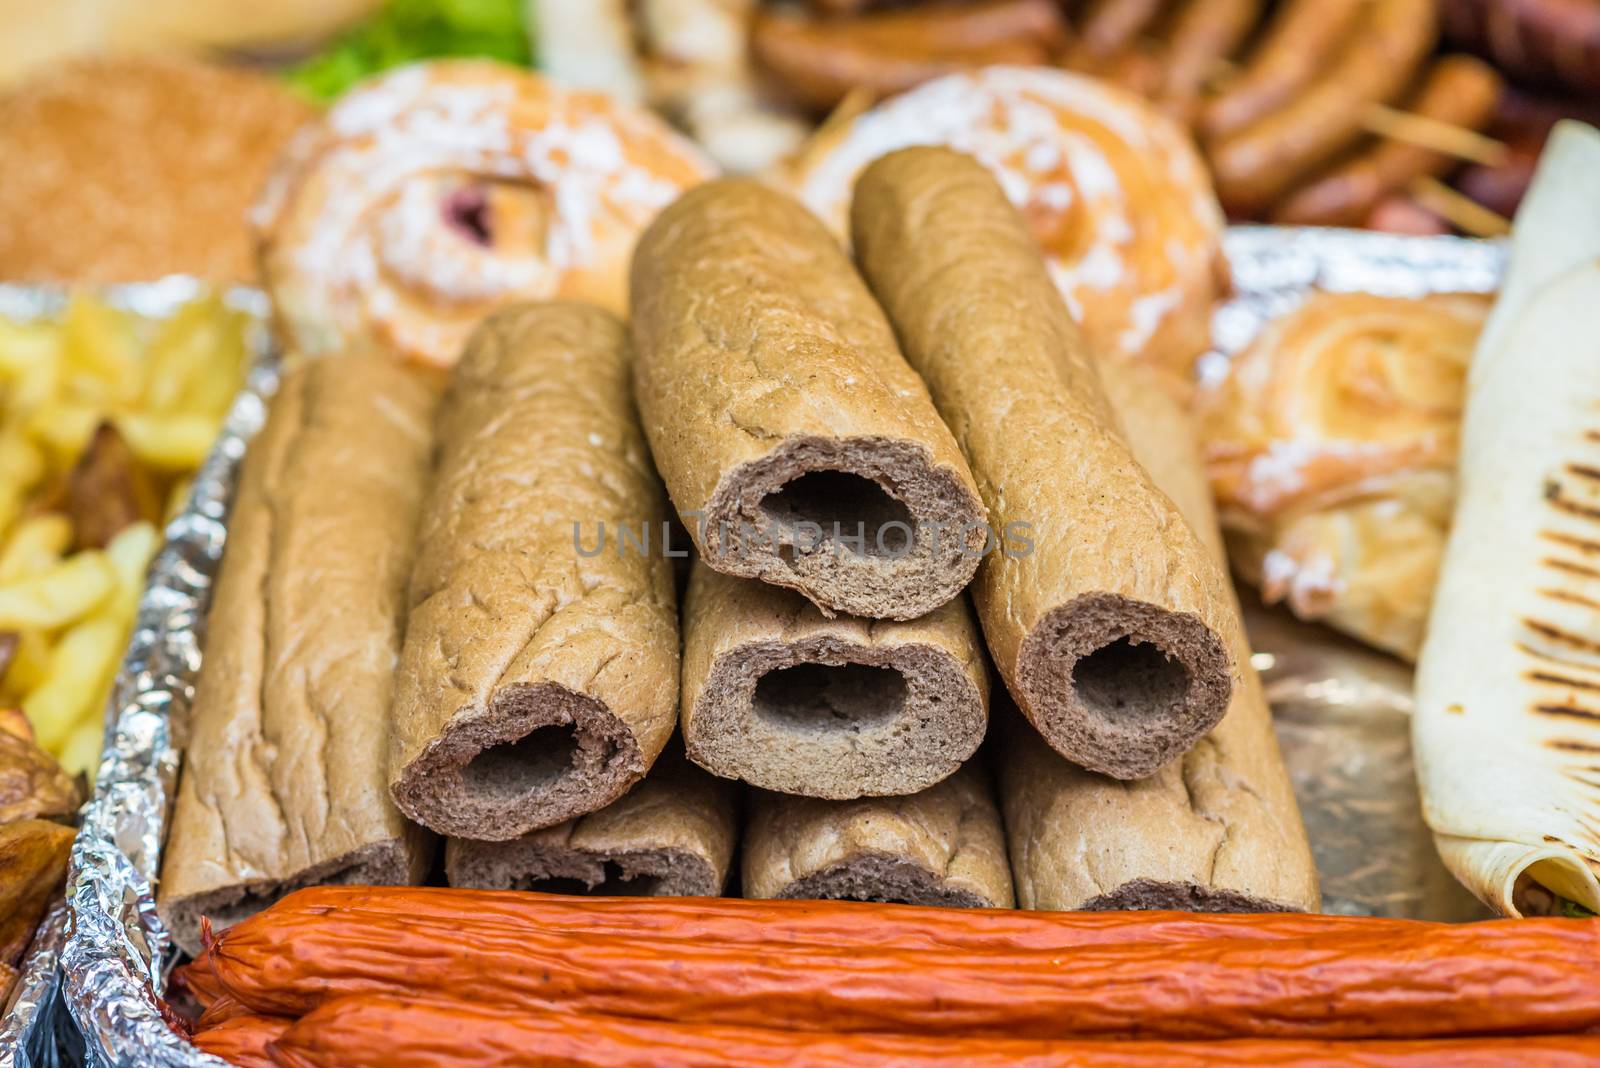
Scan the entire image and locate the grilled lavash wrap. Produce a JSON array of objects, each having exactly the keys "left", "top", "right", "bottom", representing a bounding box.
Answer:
[{"left": 1414, "top": 122, "right": 1600, "bottom": 917}]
